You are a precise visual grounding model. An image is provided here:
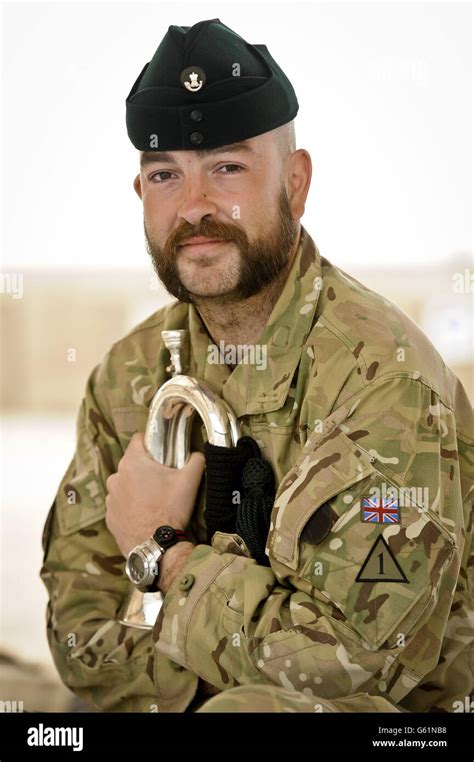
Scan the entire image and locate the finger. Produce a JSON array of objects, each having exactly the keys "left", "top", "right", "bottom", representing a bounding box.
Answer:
[
  {"left": 129, "top": 431, "right": 145, "bottom": 451},
  {"left": 106, "top": 473, "right": 117, "bottom": 492}
]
